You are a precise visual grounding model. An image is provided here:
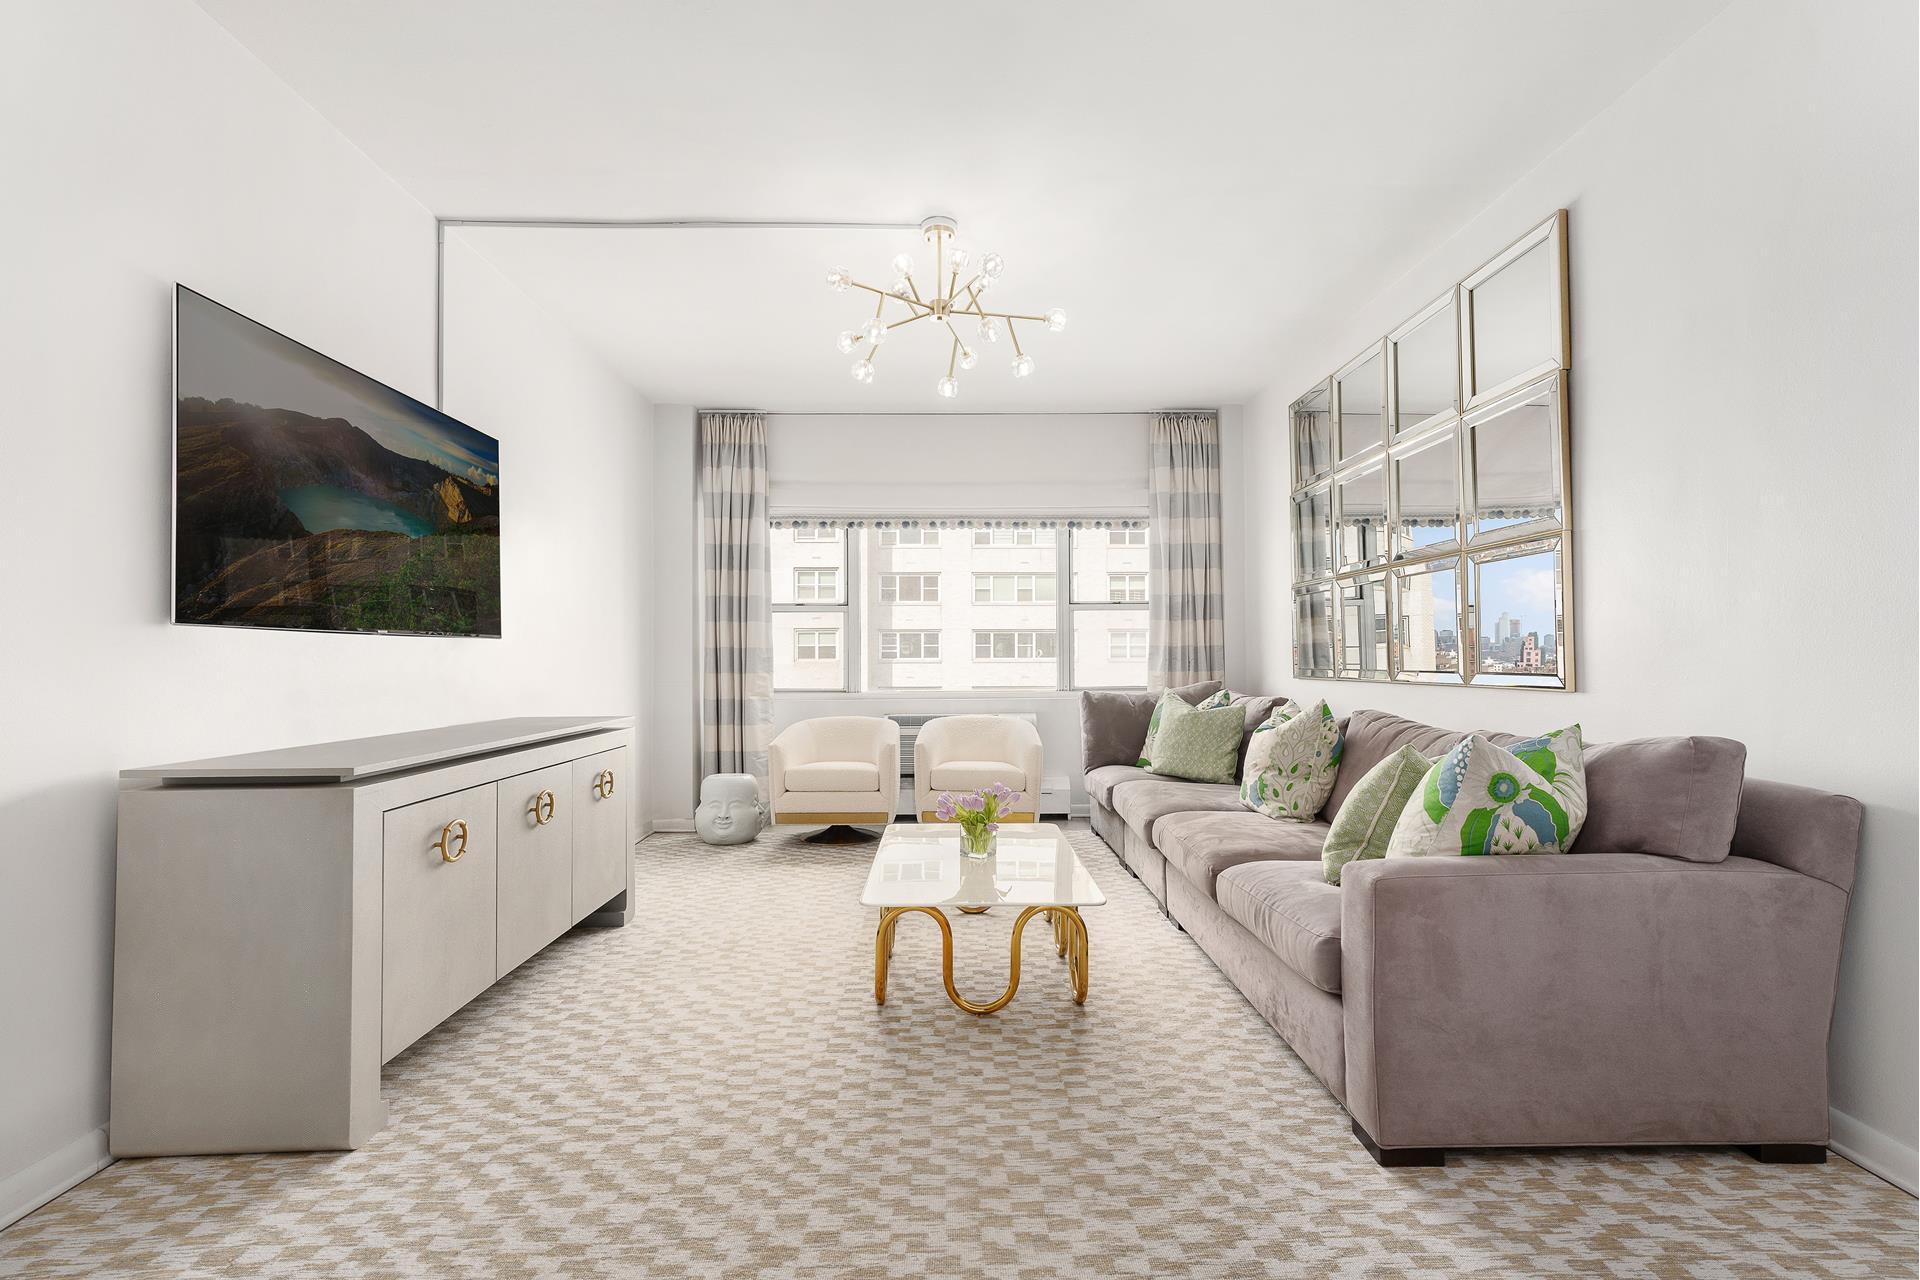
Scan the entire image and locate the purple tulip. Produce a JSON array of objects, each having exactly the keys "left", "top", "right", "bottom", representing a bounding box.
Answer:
[{"left": 934, "top": 793, "right": 958, "bottom": 821}]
